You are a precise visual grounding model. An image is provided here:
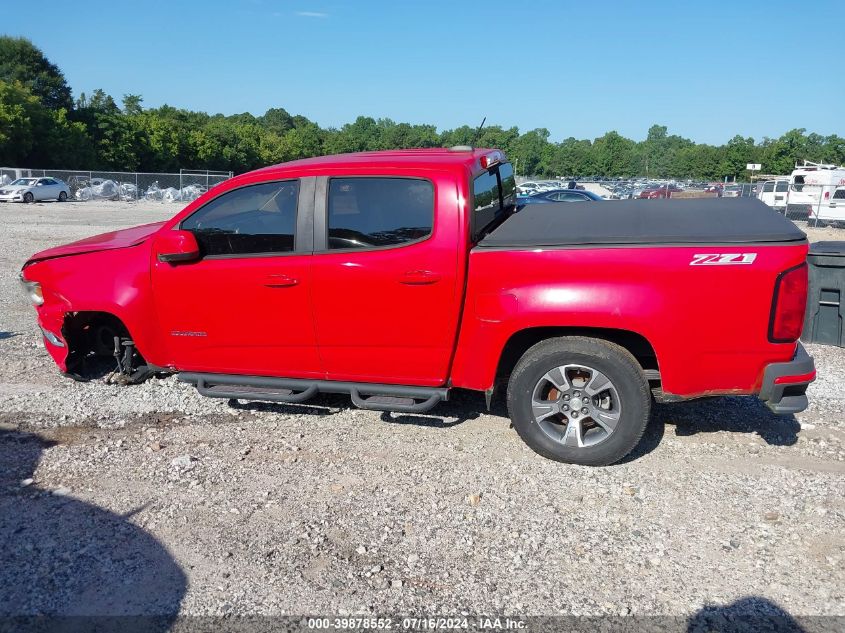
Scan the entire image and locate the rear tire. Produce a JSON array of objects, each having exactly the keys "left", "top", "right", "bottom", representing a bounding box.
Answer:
[
  {"left": 58, "top": 191, "right": 67, "bottom": 202},
  {"left": 507, "top": 336, "right": 651, "bottom": 466},
  {"left": 23, "top": 192, "right": 34, "bottom": 203}
]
